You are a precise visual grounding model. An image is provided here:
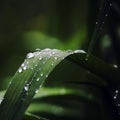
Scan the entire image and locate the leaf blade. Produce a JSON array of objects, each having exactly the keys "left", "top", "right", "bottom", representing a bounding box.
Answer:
[{"left": 0, "top": 48, "right": 120, "bottom": 120}]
